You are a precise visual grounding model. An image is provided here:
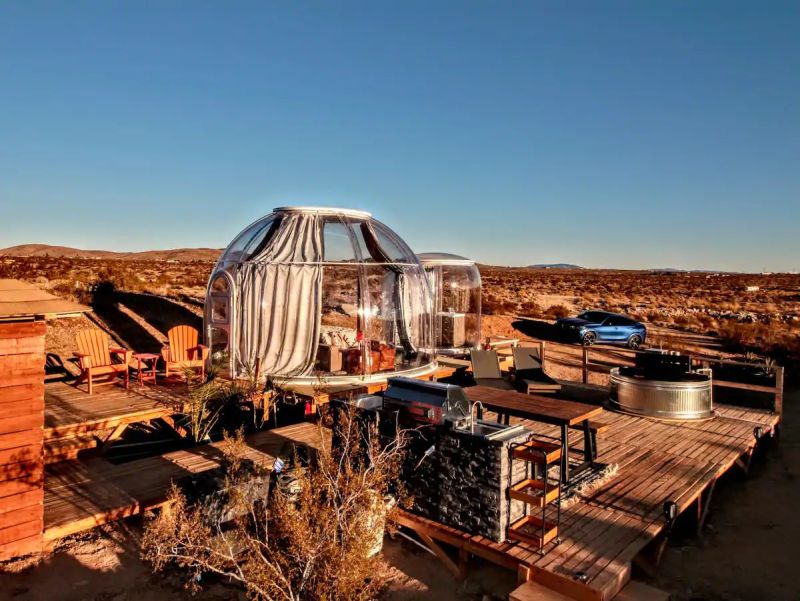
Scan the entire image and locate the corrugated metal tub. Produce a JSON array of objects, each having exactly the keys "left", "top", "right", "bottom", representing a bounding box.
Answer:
[{"left": 609, "top": 367, "right": 713, "bottom": 420}]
